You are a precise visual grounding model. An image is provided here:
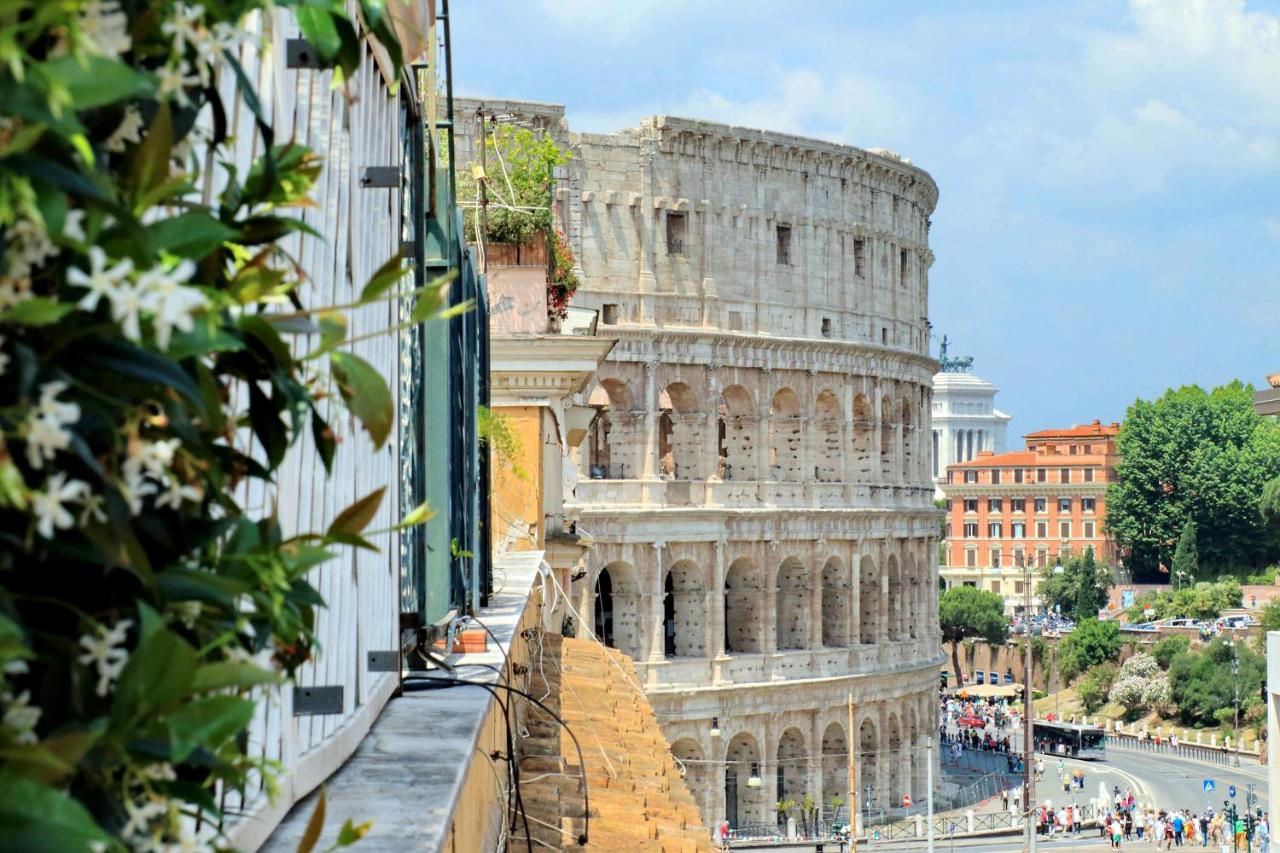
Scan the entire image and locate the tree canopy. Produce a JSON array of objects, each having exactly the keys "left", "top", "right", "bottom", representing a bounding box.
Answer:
[
  {"left": 939, "top": 586, "right": 1007, "bottom": 686},
  {"left": 1167, "top": 637, "right": 1266, "bottom": 728},
  {"left": 1171, "top": 519, "right": 1199, "bottom": 585},
  {"left": 1124, "top": 578, "right": 1242, "bottom": 622},
  {"left": 1106, "top": 382, "right": 1280, "bottom": 578},
  {"left": 458, "top": 124, "right": 571, "bottom": 245},
  {"left": 1057, "top": 618, "right": 1122, "bottom": 683},
  {"left": 1037, "top": 547, "right": 1114, "bottom": 622}
]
